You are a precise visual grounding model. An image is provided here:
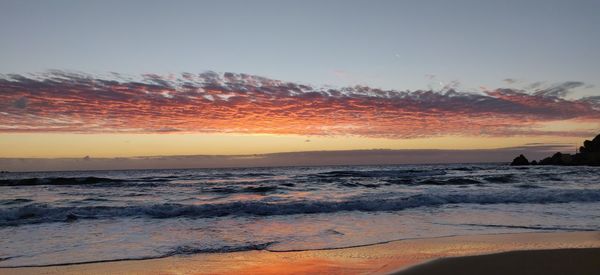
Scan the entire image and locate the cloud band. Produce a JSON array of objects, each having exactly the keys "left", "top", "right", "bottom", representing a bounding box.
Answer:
[{"left": 0, "top": 71, "right": 598, "bottom": 138}]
